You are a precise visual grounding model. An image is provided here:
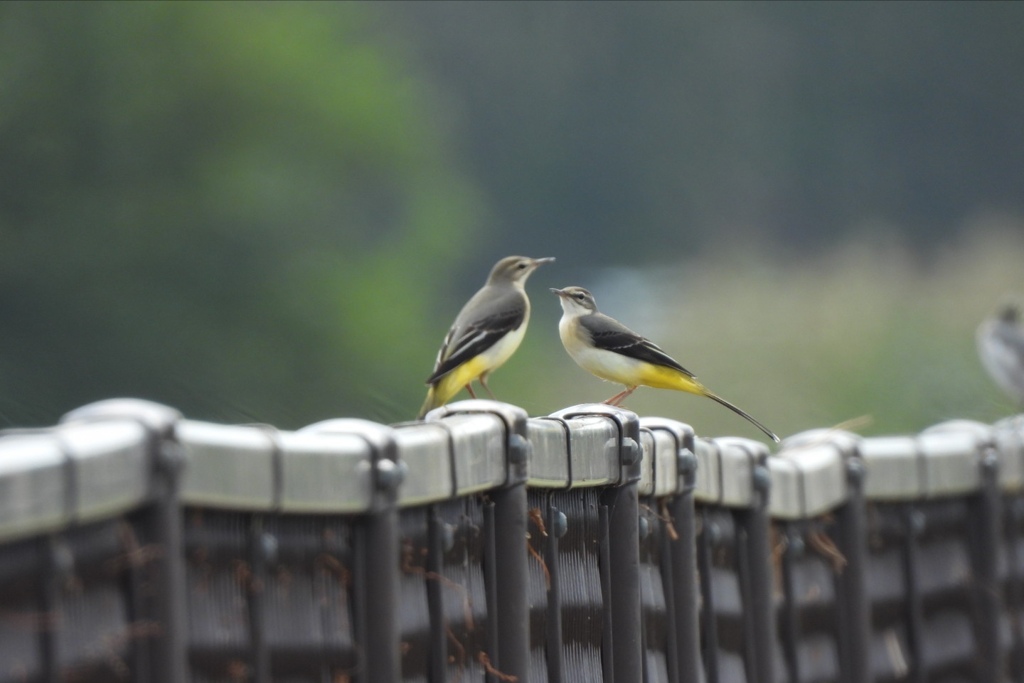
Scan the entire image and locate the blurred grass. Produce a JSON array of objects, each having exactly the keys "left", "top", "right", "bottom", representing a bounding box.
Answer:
[{"left": 485, "top": 220, "right": 1024, "bottom": 441}]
